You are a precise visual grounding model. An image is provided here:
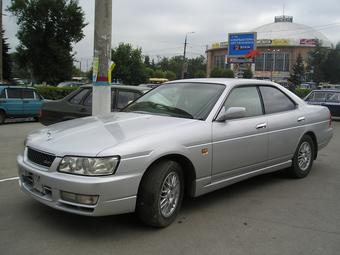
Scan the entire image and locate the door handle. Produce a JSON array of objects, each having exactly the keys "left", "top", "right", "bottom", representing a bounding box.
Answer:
[
  {"left": 256, "top": 123, "right": 267, "bottom": 129},
  {"left": 297, "top": 116, "right": 305, "bottom": 122}
]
